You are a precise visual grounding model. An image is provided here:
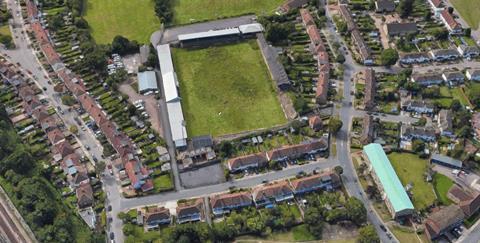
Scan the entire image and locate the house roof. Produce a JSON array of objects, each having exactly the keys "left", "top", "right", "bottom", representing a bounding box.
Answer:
[
  {"left": 76, "top": 183, "right": 94, "bottom": 209},
  {"left": 425, "top": 205, "right": 464, "bottom": 239},
  {"left": 400, "top": 52, "right": 430, "bottom": 60},
  {"left": 430, "top": 0, "right": 442, "bottom": 8},
  {"left": 144, "top": 207, "right": 170, "bottom": 223},
  {"left": 138, "top": 71, "right": 158, "bottom": 92},
  {"left": 443, "top": 71, "right": 464, "bottom": 81},
  {"left": 47, "top": 128, "right": 65, "bottom": 145},
  {"left": 176, "top": 199, "right": 204, "bottom": 218},
  {"left": 227, "top": 152, "right": 268, "bottom": 170},
  {"left": 351, "top": 29, "right": 371, "bottom": 61},
  {"left": 316, "top": 69, "right": 329, "bottom": 103},
  {"left": 300, "top": 8, "right": 315, "bottom": 26},
  {"left": 364, "top": 68, "right": 376, "bottom": 108},
  {"left": 431, "top": 49, "right": 460, "bottom": 57},
  {"left": 386, "top": 22, "right": 417, "bottom": 35},
  {"left": 191, "top": 135, "right": 213, "bottom": 149},
  {"left": 339, "top": 5, "right": 355, "bottom": 30},
  {"left": 53, "top": 141, "right": 75, "bottom": 158},
  {"left": 431, "top": 153, "right": 462, "bottom": 168},
  {"left": 210, "top": 191, "right": 253, "bottom": 209},
  {"left": 363, "top": 143, "right": 414, "bottom": 214},
  {"left": 361, "top": 115, "right": 374, "bottom": 144},
  {"left": 438, "top": 109, "right": 453, "bottom": 132},
  {"left": 468, "top": 69, "right": 480, "bottom": 77},
  {"left": 290, "top": 171, "right": 340, "bottom": 192},
  {"left": 459, "top": 192, "right": 480, "bottom": 217},
  {"left": 266, "top": 139, "right": 328, "bottom": 161},
  {"left": 252, "top": 181, "right": 293, "bottom": 202},
  {"left": 308, "top": 116, "right": 323, "bottom": 130},
  {"left": 306, "top": 25, "right": 322, "bottom": 46},
  {"left": 281, "top": 0, "right": 309, "bottom": 12},
  {"left": 375, "top": 0, "right": 395, "bottom": 12},
  {"left": 448, "top": 185, "right": 473, "bottom": 202},
  {"left": 411, "top": 73, "right": 443, "bottom": 83},
  {"left": 441, "top": 9, "right": 461, "bottom": 30},
  {"left": 401, "top": 125, "right": 436, "bottom": 138}
]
